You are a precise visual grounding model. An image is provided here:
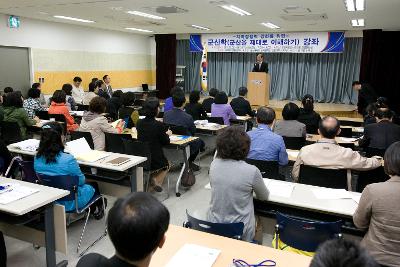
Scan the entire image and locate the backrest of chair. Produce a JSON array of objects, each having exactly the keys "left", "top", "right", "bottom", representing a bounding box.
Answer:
[
  {"left": 0, "top": 121, "right": 22, "bottom": 144},
  {"left": 283, "top": 136, "right": 306, "bottom": 150},
  {"left": 245, "top": 158, "right": 282, "bottom": 180},
  {"left": 357, "top": 166, "right": 389, "bottom": 192},
  {"left": 48, "top": 114, "right": 66, "bottom": 123},
  {"left": 365, "top": 147, "right": 386, "bottom": 157},
  {"left": 276, "top": 212, "right": 342, "bottom": 252},
  {"left": 122, "top": 139, "right": 151, "bottom": 170},
  {"left": 208, "top": 117, "right": 224, "bottom": 125},
  {"left": 165, "top": 124, "right": 189, "bottom": 136},
  {"left": 338, "top": 127, "right": 352, "bottom": 138},
  {"left": 299, "top": 165, "right": 348, "bottom": 189},
  {"left": 77, "top": 104, "right": 89, "bottom": 111},
  {"left": 70, "top": 131, "right": 95, "bottom": 150},
  {"left": 186, "top": 211, "right": 244, "bottom": 239},
  {"left": 19, "top": 160, "right": 39, "bottom": 183},
  {"left": 105, "top": 133, "right": 131, "bottom": 153},
  {"left": 134, "top": 99, "right": 144, "bottom": 107},
  {"left": 338, "top": 142, "right": 355, "bottom": 150},
  {"left": 37, "top": 174, "right": 79, "bottom": 202},
  {"left": 35, "top": 110, "right": 50, "bottom": 120}
]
